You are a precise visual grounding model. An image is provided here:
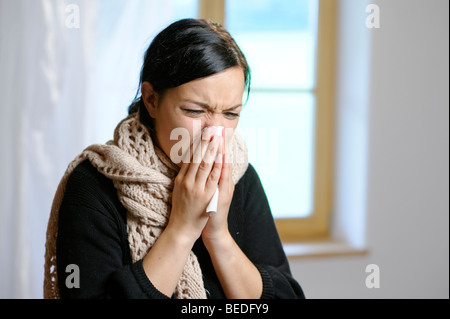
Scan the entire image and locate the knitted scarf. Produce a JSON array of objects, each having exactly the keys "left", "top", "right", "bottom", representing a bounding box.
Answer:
[{"left": 43, "top": 113, "right": 248, "bottom": 299}]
